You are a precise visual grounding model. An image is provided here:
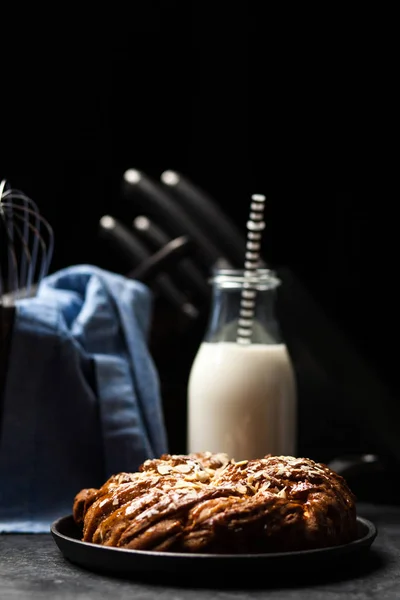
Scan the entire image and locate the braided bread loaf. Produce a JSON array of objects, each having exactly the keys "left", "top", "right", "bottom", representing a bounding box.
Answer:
[{"left": 73, "top": 452, "right": 357, "bottom": 553}]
